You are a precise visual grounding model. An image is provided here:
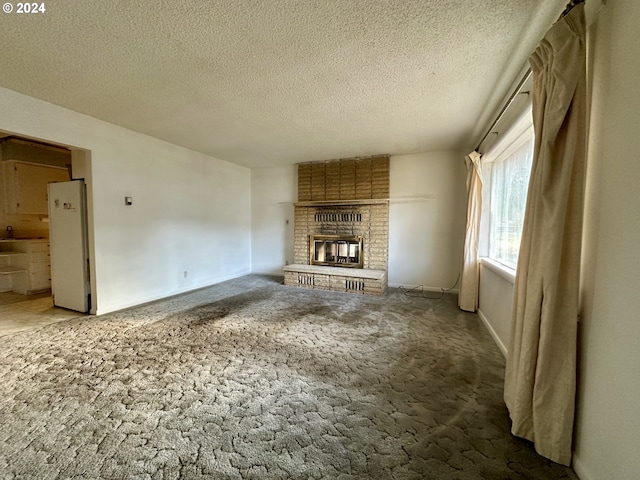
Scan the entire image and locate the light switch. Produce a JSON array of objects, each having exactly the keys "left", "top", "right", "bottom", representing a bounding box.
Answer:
[{"left": 125, "top": 196, "right": 133, "bottom": 206}]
